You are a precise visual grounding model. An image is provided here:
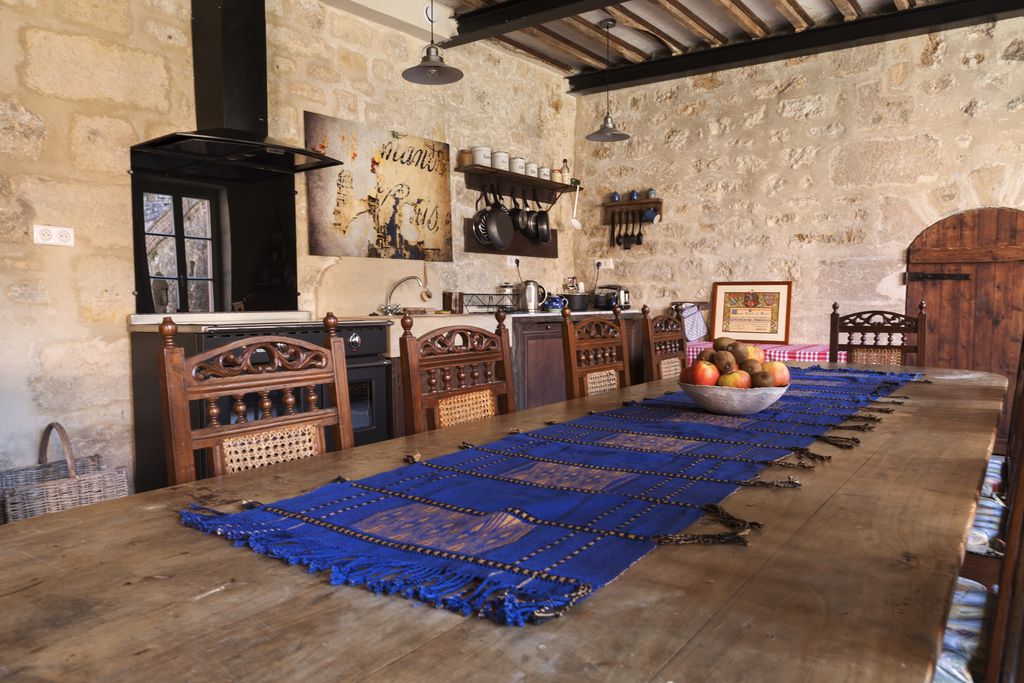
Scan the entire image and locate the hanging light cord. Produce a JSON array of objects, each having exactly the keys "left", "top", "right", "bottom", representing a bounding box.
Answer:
[
  {"left": 429, "top": 0, "right": 435, "bottom": 46},
  {"left": 604, "top": 23, "right": 611, "bottom": 115}
]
